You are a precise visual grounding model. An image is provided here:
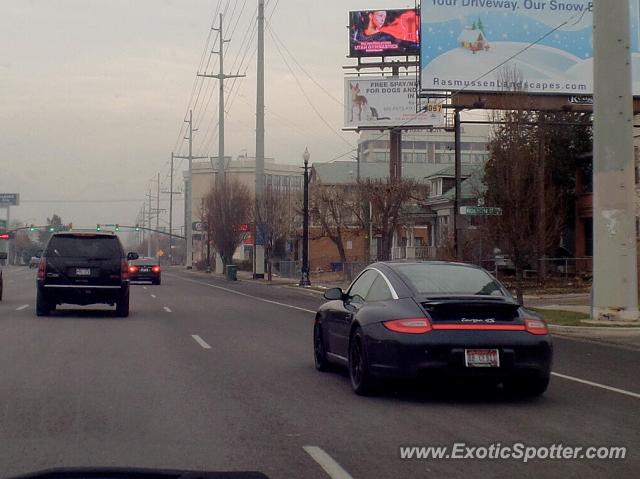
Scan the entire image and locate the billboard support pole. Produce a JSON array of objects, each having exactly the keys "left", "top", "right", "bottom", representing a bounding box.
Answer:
[
  {"left": 454, "top": 108, "right": 462, "bottom": 261},
  {"left": 592, "top": 0, "right": 639, "bottom": 321}
]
